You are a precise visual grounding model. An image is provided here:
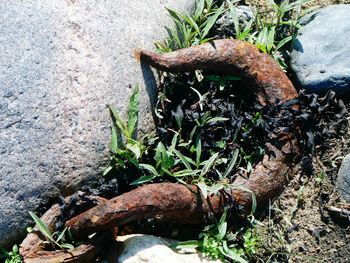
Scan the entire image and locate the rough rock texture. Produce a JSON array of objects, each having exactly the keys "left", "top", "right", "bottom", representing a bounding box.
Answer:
[
  {"left": 290, "top": 4, "right": 350, "bottom": 94},
  {"left": 216, "top": 5, "right": 254, "bottom": 29},
  {"left": 116, "top": 235, "right": 220, "bottom": 263},
  {"left": 337, "top": 154, "right": 350, "bottom": 202},
  {"left": 0, "top": 0, "right": 193, "bottom": 246}
]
